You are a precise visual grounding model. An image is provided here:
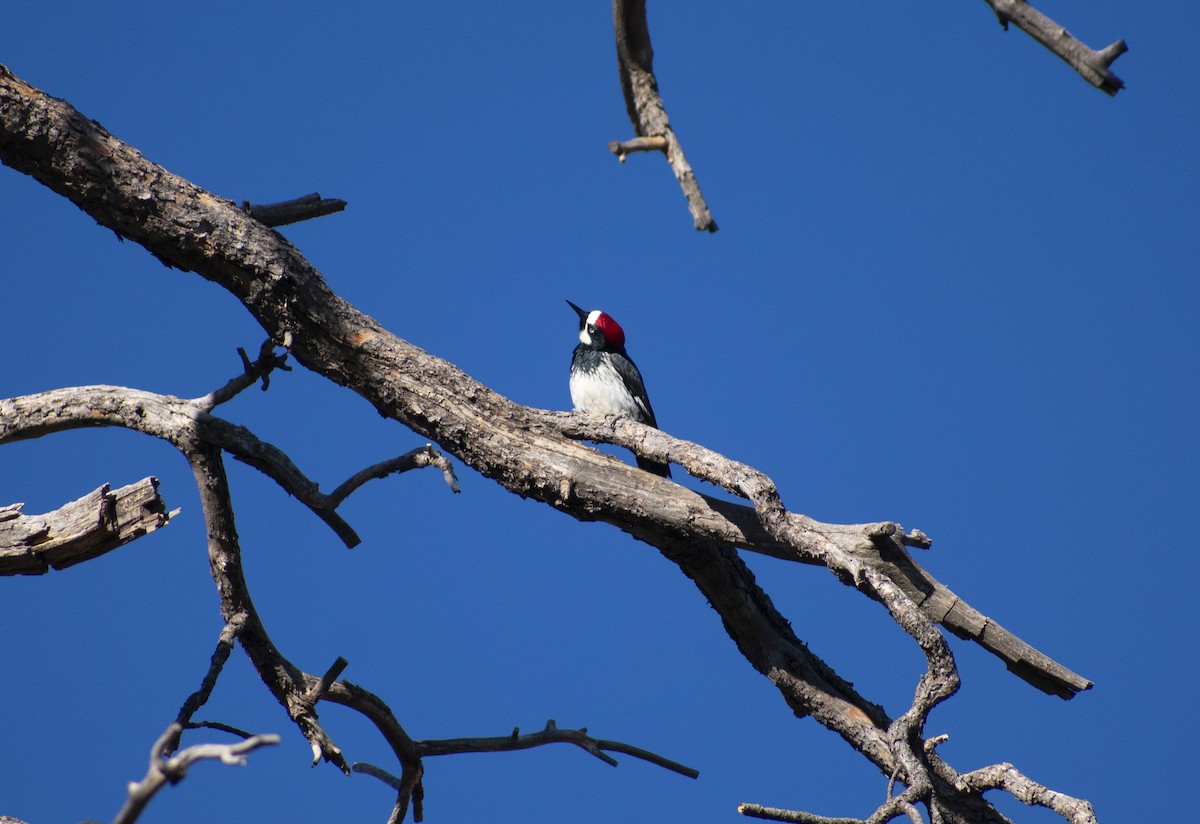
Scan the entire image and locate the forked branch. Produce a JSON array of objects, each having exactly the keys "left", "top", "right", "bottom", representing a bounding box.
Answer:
[
  {"left": 552, "top": 411, "right": 1091, "bottom": 699},
  {"left": 0, "top": 64, "right": 1097, "bottom": 824},
  {"left": 605, "top": 0, "right": 1124, "bottom": 230},
  {"left": 611, "top": 0, "right": 717, "bottom": 231},
  {"left": 0, "top": 347, "right": 458, "bottom": 550},
  {"left": 983, "top": 0, "right": 1127, "bottom": 94},
  {"left": 113, "top": 722, "right": 280, "bottom": 824}
]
